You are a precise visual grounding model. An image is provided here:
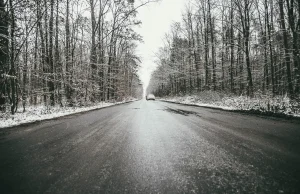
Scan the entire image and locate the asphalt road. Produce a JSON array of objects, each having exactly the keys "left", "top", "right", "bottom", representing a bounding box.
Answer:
[{"left": 1, "top": 100, "right": 300, "bottom": 194}]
